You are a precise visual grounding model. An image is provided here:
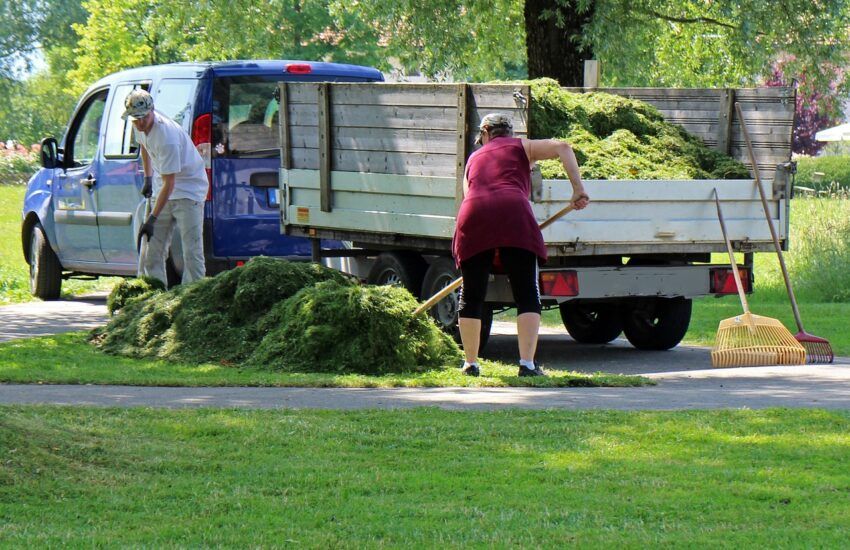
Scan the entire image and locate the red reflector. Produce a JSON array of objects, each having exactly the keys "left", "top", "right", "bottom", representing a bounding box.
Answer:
[
  {"left": 710, "top": 267, "right": 750, "bottom": 294},
  {"left": 236, "top": 261, "right": 245, "bottom": 267},
  {"left": 539, "top": 270, "right": 579, "bottom": 297},
  {"left": 285, "top": 63, "right": 312, "bottom": 74},
  {"left": 192, "top": 113, "right": 213, "bottom": 200}
]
